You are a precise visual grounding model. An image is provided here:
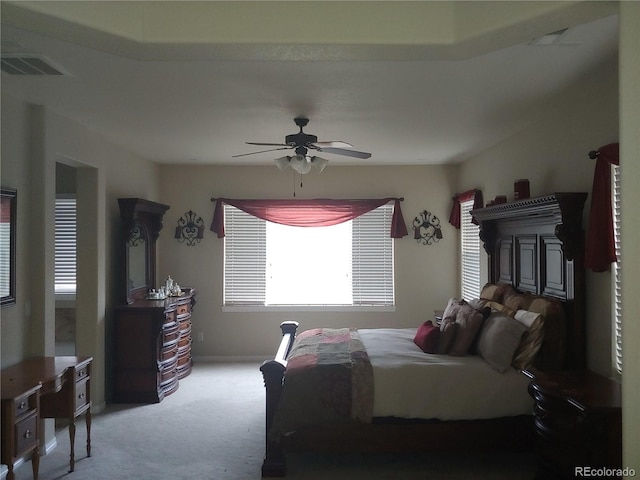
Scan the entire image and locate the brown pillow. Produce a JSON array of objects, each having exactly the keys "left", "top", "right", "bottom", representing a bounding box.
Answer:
[
  {"left": 512, "top": 310, "right": 545, "bottom": 370},
  {"left": 449, "top": 304, "right": 485, "bottom": 356},
  {"left": 437, "top": 321, "right": 458, "bottom": 354}
]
